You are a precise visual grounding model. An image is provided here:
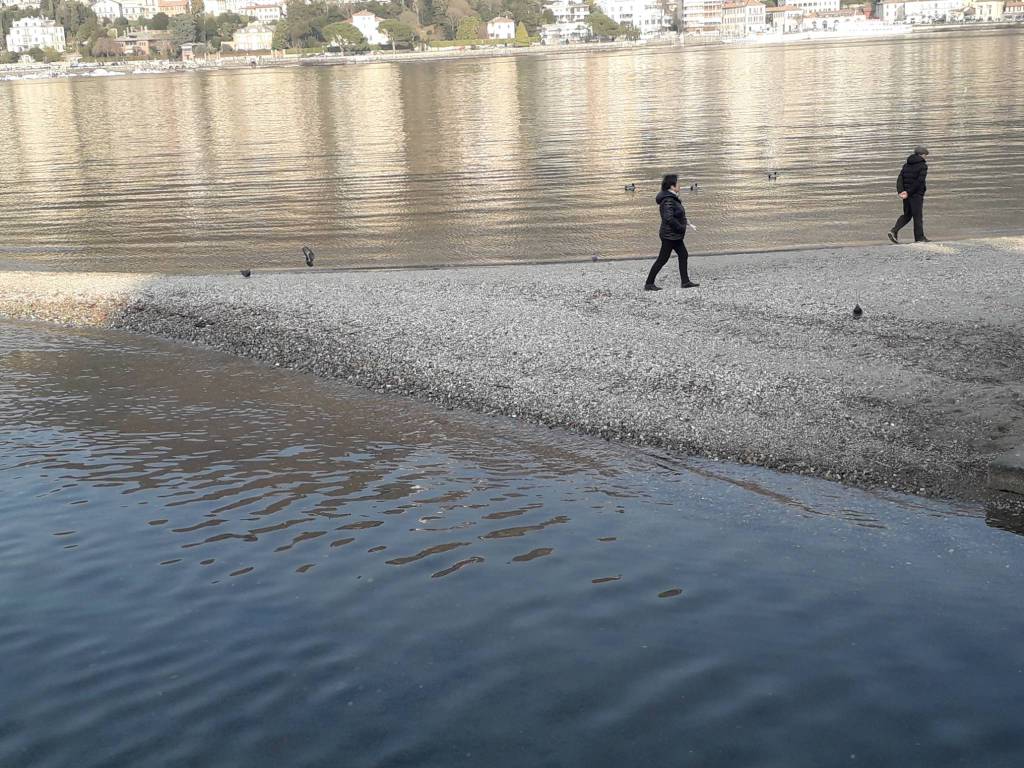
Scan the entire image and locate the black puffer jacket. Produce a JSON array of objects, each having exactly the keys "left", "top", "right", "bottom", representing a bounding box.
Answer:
[
  {"left": 657, "top": 190, "right": 687, "bottom": 241},
  {"left": 897, "top": 153, "right": 928, "bottom": 197}
]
